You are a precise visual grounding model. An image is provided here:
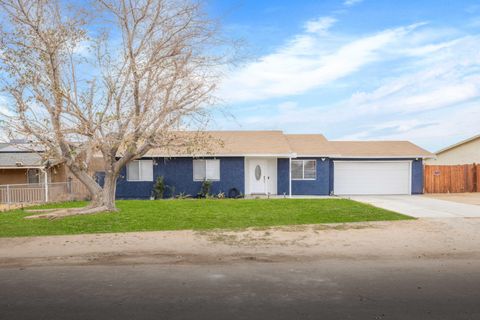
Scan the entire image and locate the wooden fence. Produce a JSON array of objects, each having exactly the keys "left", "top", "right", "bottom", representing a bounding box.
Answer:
[
  {"left": 0, "top": 181, "right": 89, "bottom": 205},
  {"left": 424, "top": 164, "right": 479, "bottom": 193}
]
